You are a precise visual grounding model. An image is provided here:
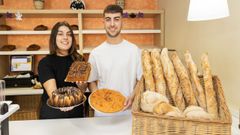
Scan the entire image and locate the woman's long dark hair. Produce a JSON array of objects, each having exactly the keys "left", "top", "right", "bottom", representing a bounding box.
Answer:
[{"left": 49, "top": 21, "right": 83, "bottom": 61}]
